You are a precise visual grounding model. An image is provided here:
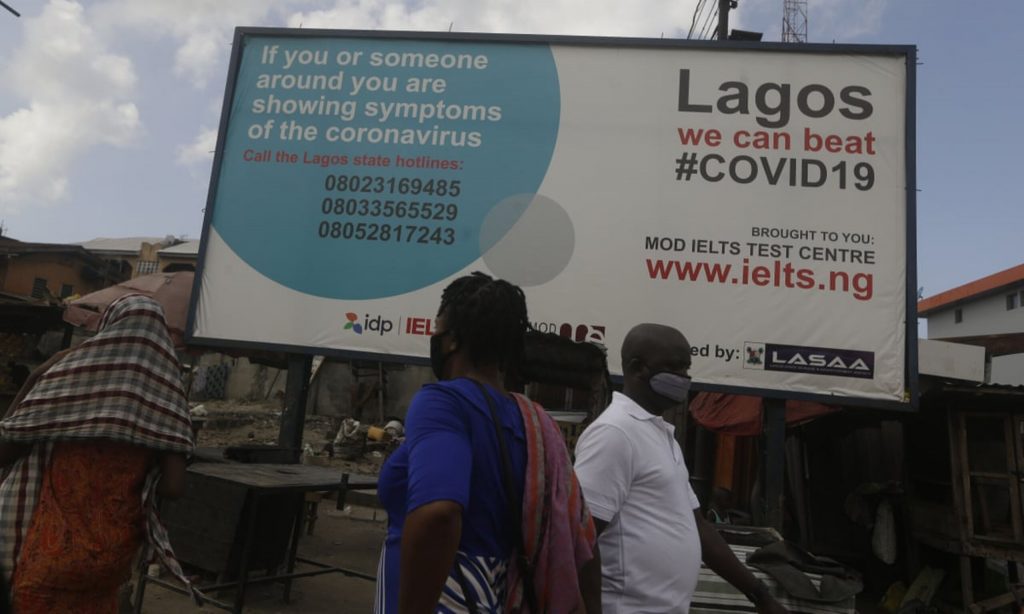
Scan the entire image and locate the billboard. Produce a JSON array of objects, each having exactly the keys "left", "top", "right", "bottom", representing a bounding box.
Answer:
[{"left": 189, "top": 28, "right": 917, "bottom": 408}]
